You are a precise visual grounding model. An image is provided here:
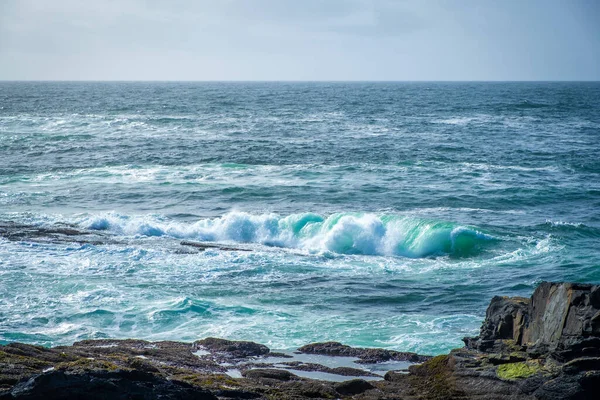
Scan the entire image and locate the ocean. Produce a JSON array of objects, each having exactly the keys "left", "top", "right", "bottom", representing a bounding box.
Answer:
[{"left": 1, "top": 81, "right": 599, "bottom": 355}]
